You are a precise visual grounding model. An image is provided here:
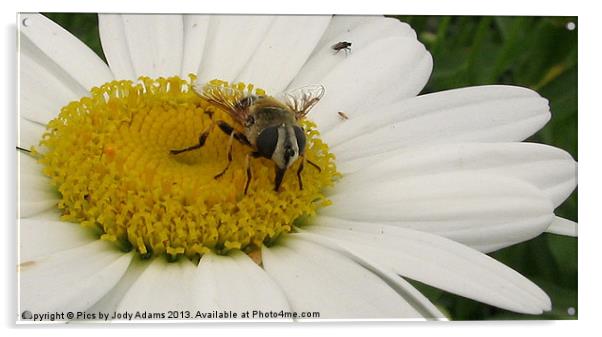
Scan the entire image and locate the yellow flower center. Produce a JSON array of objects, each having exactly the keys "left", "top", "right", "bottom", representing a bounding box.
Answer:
[{"left": 35, "top": 76, "right": 338, "bottom": 260}]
